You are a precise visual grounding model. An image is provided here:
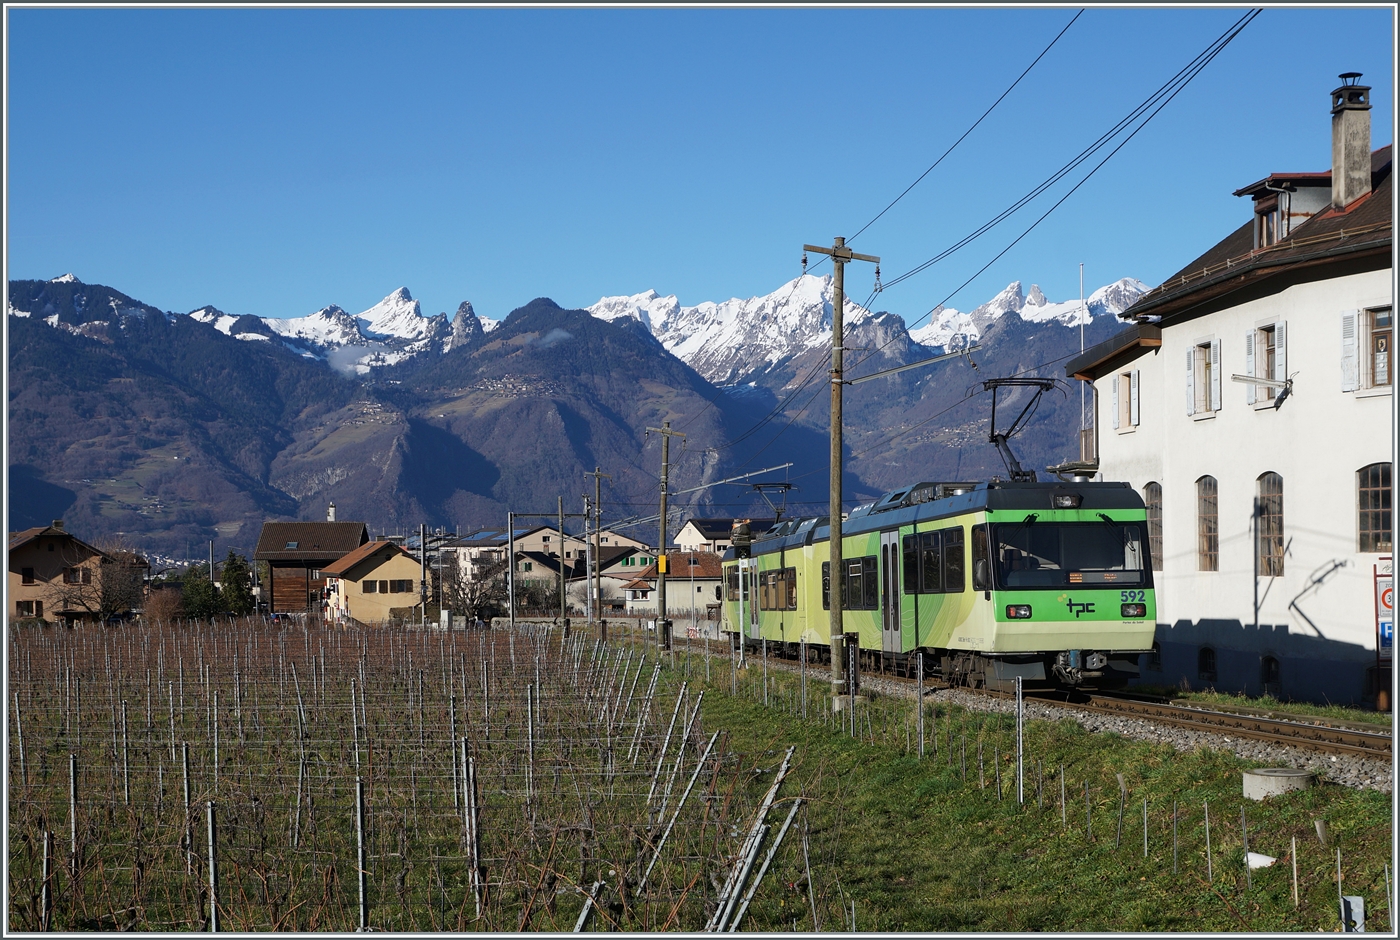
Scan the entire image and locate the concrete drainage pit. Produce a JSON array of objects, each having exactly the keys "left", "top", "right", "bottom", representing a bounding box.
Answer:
[{"left": 1242, "top": 767, "right": 1314, "bottom": 801}]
